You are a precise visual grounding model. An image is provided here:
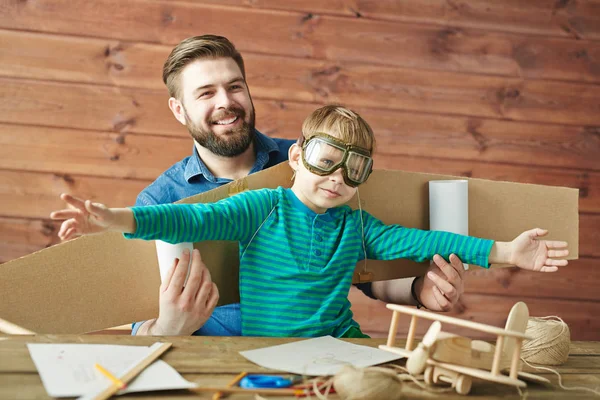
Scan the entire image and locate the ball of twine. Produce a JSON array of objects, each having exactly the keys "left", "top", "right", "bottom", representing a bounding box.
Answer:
[
  {"left": 521, "top": 316, "right": 570, "bottom": 366},
  {"left": 332, "top": 365, "right": 405, "bottom": 400}
]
